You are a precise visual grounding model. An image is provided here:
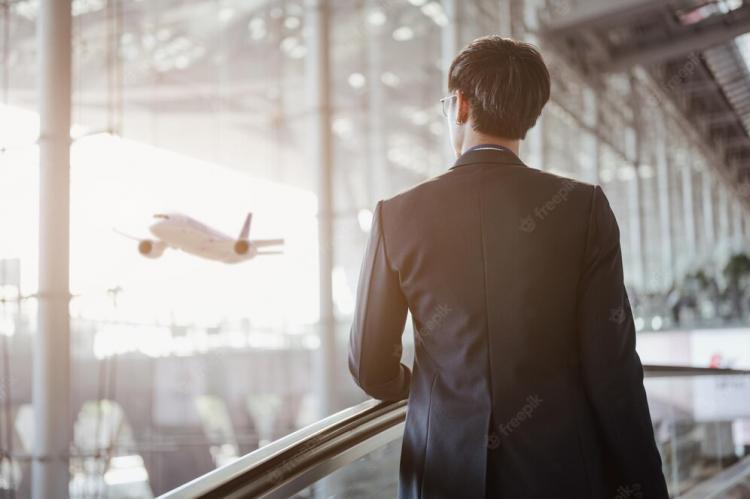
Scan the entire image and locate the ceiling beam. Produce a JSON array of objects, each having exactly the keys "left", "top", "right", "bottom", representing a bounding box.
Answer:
[
  {"left": 725, "top": 87, "right": 750, "bottom": 102},
  {"left": 677, "top": 79, "right": 720, "bottom": 95},
  {"left": 541, "top": 0, "right": 673, "bottom": 36},
  {"left": 602, "top": 4, "right": 750, "bottom": 72},
  {"left": 723, "top": 136, "right": 750, "bottom": 149},
  {"left": 701, "top": 112, "right": 744, "bottom": 127}
]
